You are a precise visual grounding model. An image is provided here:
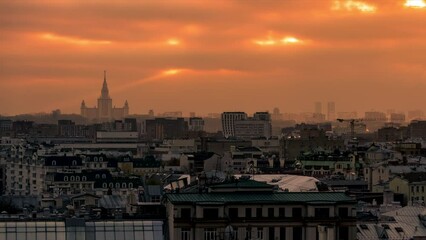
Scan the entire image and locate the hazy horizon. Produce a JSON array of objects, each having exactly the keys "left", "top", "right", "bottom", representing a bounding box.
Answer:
[{"left": 1, "top": 0, "right": 426, "bottom": 115}]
